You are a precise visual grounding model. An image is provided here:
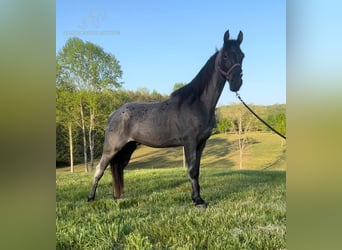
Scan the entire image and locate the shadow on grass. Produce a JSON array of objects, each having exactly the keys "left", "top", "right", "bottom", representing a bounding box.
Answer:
[
  {"left": 128, "top": 137, "right": 234, "bottom": 170},
  {"left": 204, "top": 170, "right": 286, "bottom": 205},
  {"left": 203, "top": 137, "right": 231, "bottom": 158},
  {"left": 263, "top": 149, "right": 286, "bottom": 170},
  {"left": 57, "top": 169, "right": 285, "bottom": 210},
  {"left": 128, "top": 146, "right": 183, "bottom": 170},
  {"left": 202, "top": 137, "right": 234, "bottom": 169}
]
